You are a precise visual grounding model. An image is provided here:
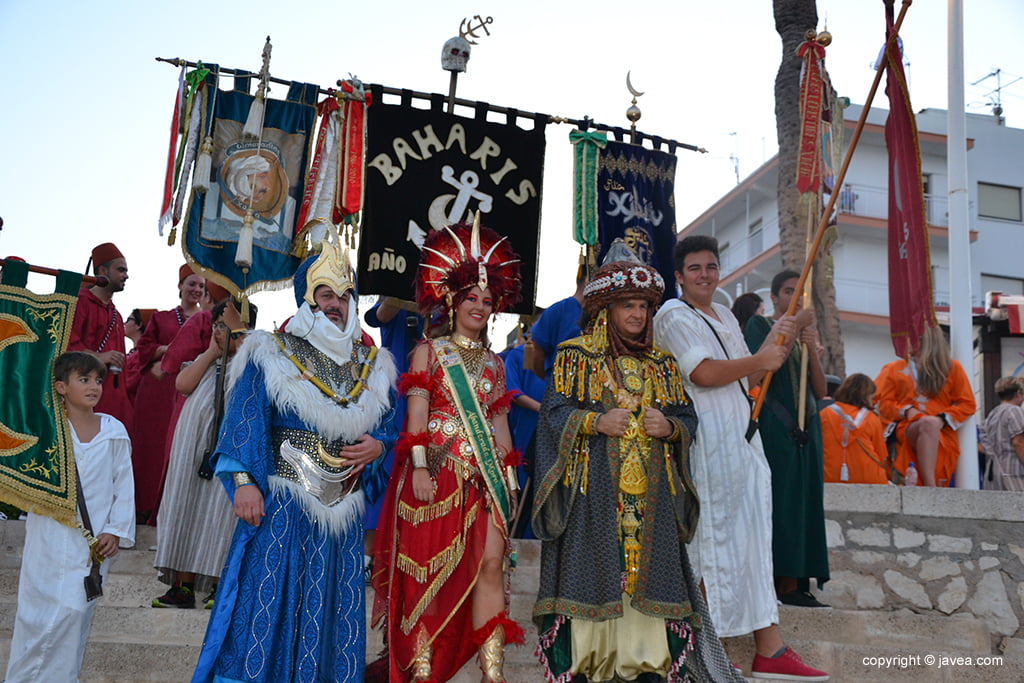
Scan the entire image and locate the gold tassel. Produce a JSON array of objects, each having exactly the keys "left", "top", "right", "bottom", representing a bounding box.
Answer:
[{"left": 167, "top": 227, "right": 177, "bottom": 246}]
